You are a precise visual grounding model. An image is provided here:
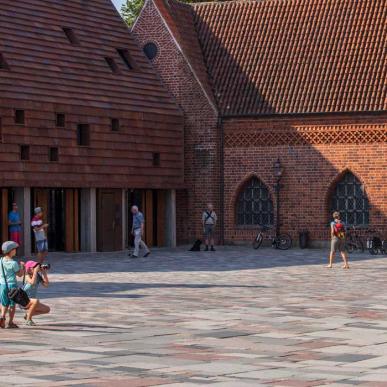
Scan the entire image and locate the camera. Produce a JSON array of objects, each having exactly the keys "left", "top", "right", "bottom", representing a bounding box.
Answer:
[{"left": 39, "top": 263, "right": 51, "bottom": 270}]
